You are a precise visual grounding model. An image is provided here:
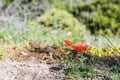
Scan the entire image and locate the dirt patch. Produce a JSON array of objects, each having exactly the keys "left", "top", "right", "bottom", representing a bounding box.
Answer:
[
  {"left": 3, "top": 40, "right": 120, "bottom": 66},
  {"left": 4, "top": 40, "right": 66, "bottom": 64}
]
